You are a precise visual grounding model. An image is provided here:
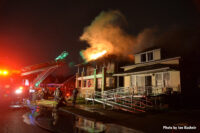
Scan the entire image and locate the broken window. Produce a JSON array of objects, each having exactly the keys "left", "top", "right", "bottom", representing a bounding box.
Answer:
[
  {"left": 87, "top": 79, "right": 94, "bottom": 87},
  {"left": 106, "top": 77, "right": 114, "bottom": 87}
]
